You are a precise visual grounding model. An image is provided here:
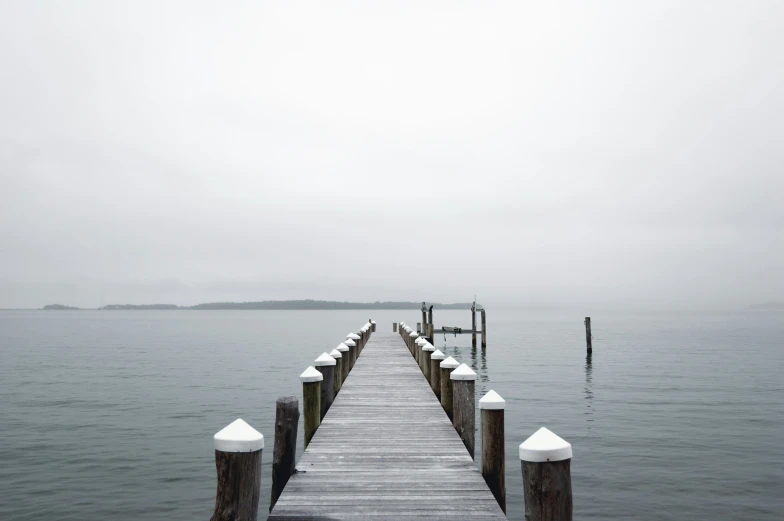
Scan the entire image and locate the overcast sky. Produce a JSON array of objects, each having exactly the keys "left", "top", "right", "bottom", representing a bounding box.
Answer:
[{"left": 0, "top": 1, "right": 782, "bottom": 309}]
